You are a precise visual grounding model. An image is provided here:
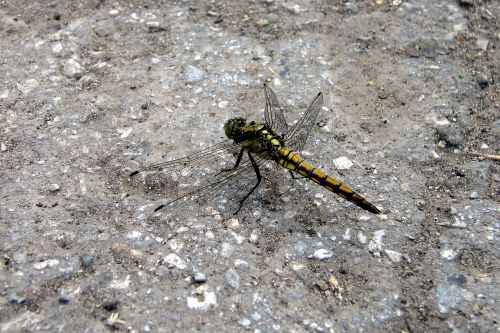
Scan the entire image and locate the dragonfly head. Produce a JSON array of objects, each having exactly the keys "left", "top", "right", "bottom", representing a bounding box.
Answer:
[{"left": 224, "top": 117, "right": 246, "bottom": 139}]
